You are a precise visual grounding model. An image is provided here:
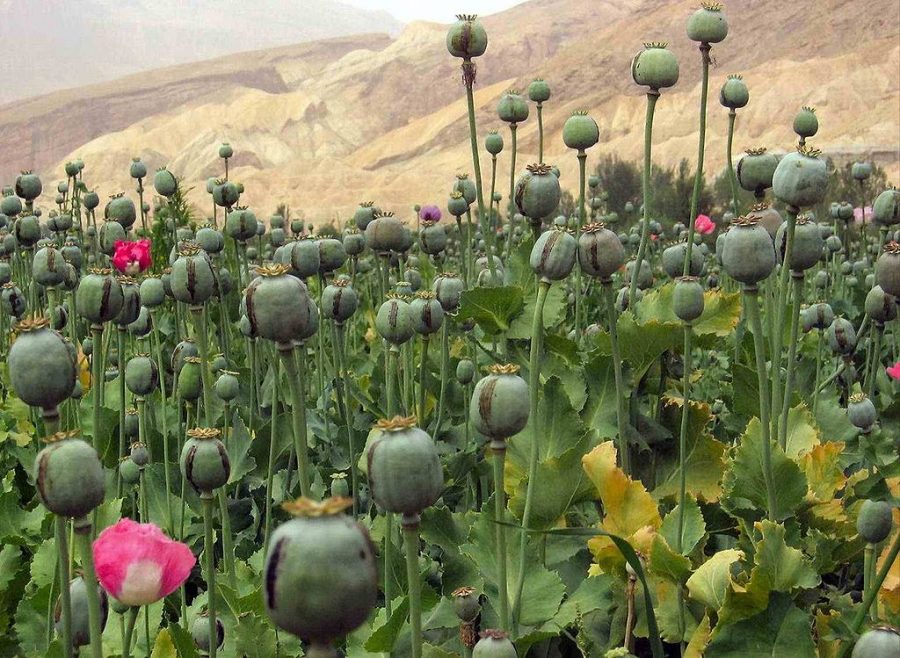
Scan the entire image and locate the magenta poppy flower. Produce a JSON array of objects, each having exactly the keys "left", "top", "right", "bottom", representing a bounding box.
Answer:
[
  {"left": 887, "top": 361, "right": 900, "bottom": 381},
  {"left": 419, "top": 205, "right": 442, "bottom": 222},
  {"left": 93, "top": 519, "right": 195, "bottom": 606},
  {"left": 112, "top": 239, "right": 152, "bottom": 276},
  {"left": 694, "top": 214, "right": 715, "bottom": 235}
]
